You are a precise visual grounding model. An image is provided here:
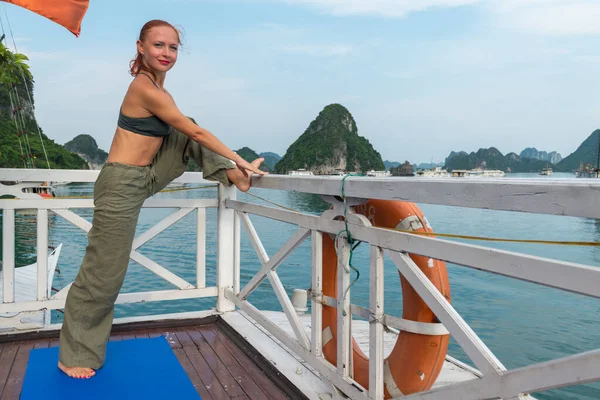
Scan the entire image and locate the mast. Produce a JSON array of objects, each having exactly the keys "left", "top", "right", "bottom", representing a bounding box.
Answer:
[{"left": 596, "top": 130, "right": 600, "bottom": 178}]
